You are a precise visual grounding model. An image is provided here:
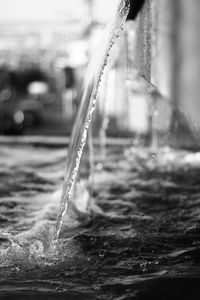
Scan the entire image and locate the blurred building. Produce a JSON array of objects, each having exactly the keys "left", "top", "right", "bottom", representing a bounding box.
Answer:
[
  {"left": 99, "top": 0, "right": 200, "bottom": 147},
  {"left": 0, "top": 0, "right": 119, "bottom": 135},
  {"left": 129, "top": 0, "right": 200, "bottom": 147},
  {"left": 0, "top": 0, "right": 200, "bottom": 148}
]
